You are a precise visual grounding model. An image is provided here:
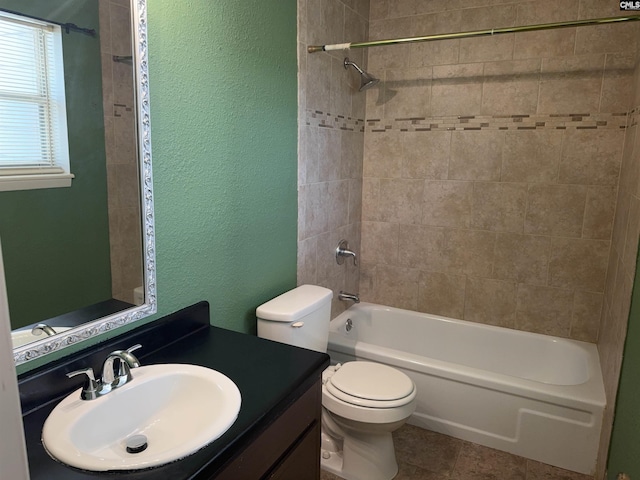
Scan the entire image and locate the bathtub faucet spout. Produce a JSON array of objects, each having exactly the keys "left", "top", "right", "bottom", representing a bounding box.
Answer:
[{"left": 338, "top": 291, "right": 360, "bottom": 304}]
